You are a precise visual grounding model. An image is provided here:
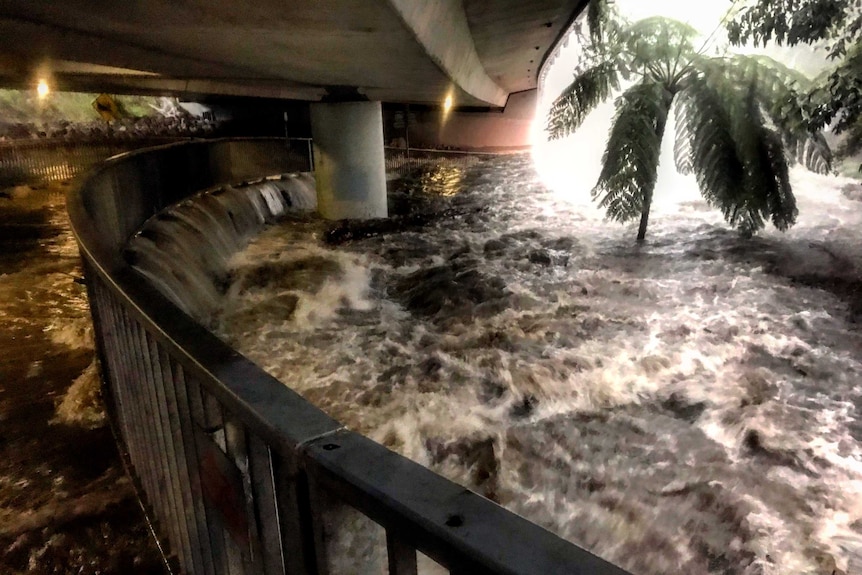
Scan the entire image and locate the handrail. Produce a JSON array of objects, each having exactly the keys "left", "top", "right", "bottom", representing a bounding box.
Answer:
[{"left": 68, "top": 137, "right": 631, "bottom": 575}]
